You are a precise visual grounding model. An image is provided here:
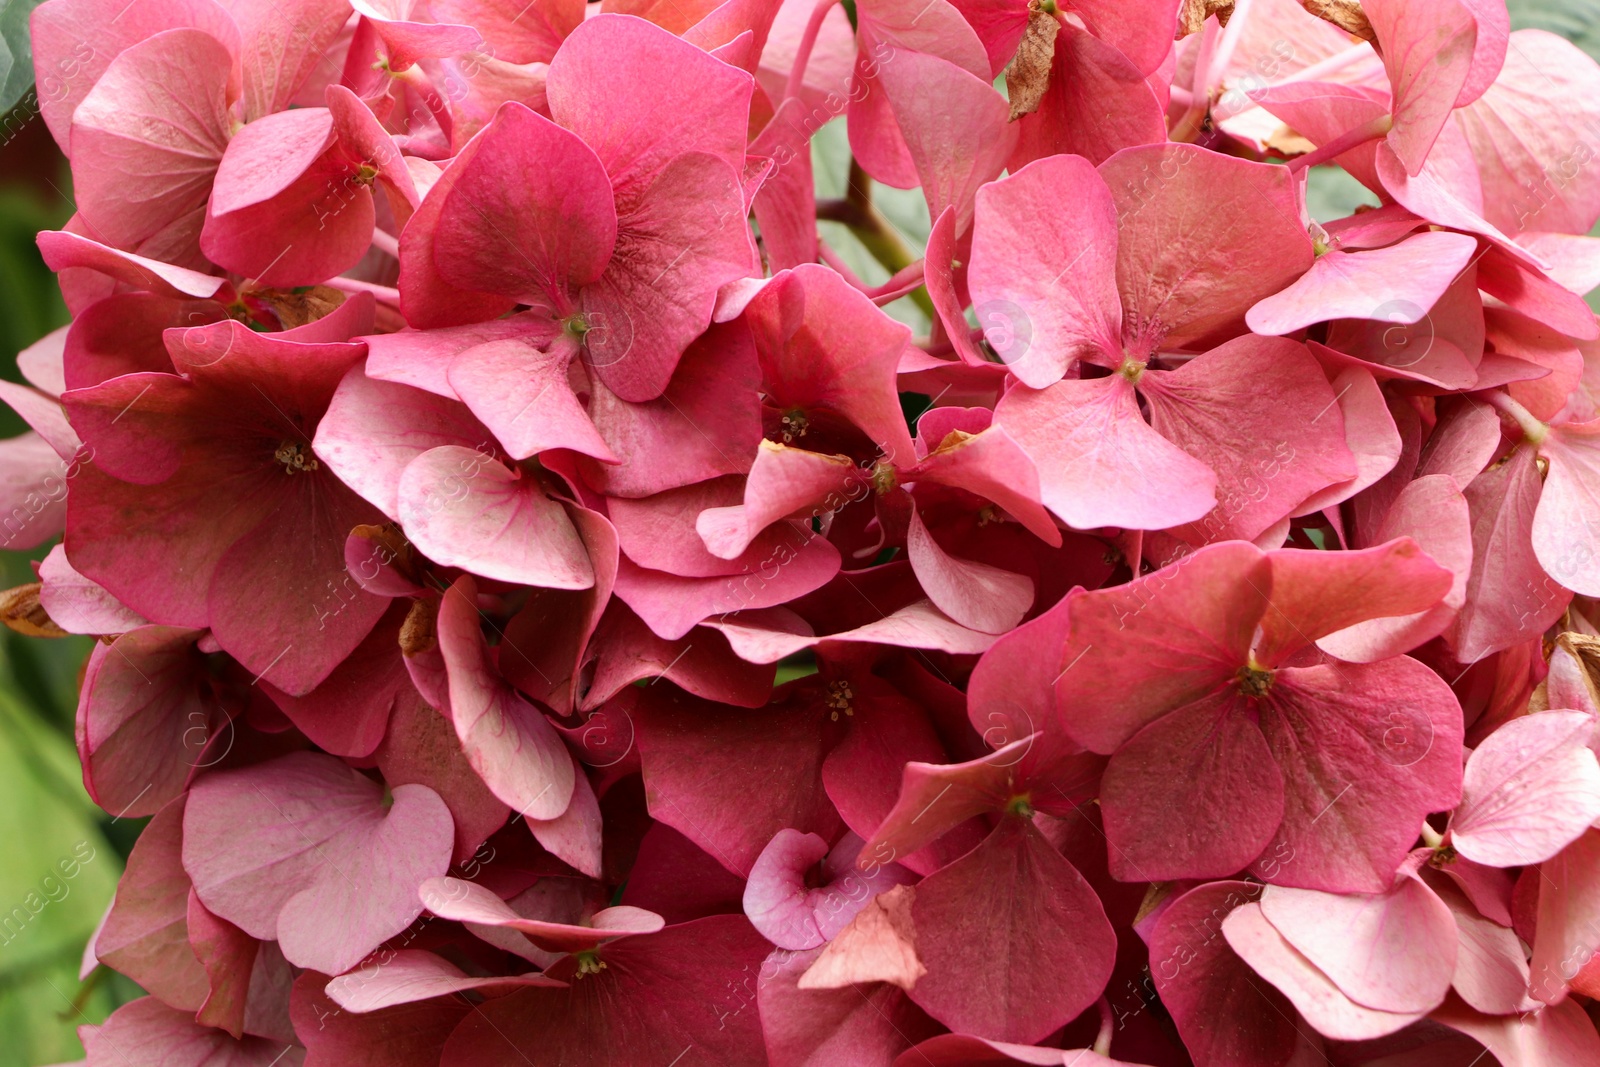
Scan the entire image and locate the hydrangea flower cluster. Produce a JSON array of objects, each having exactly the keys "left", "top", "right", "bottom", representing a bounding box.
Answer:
[{"left": 8, "top": 0, "right": 1600, "bottom": 1062}]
